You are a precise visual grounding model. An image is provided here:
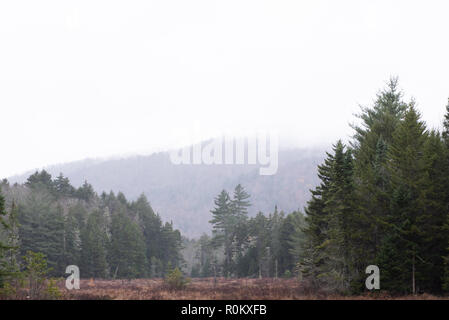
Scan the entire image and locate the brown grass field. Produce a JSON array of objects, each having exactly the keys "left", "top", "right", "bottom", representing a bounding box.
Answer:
[{"left": 59, "top": 278, "right": 448, "bottom": 300}]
